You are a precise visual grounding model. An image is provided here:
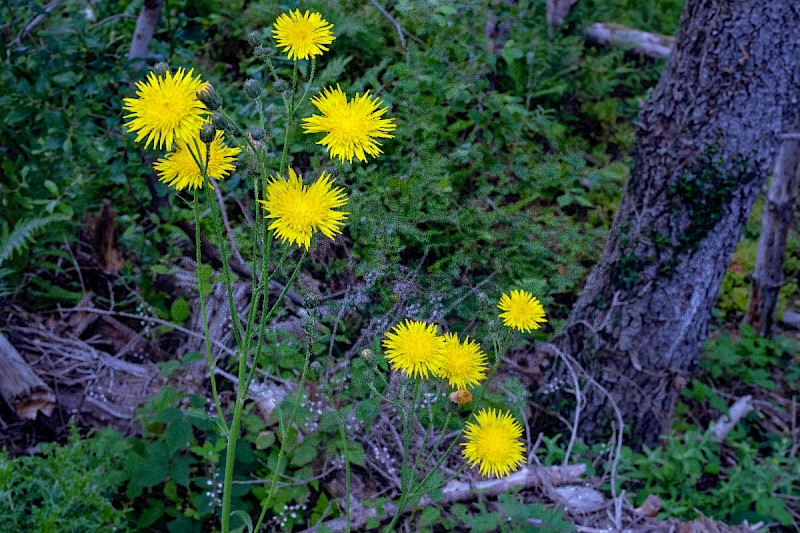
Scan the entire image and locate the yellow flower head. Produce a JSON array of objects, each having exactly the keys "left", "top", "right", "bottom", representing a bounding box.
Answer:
[
  {"left": 259, "top": 169, "right": 348, "bottom": 250},
  {"left": 302, "top": 85, "right": 396, "bottom": 163},
  {"left": 381, "top": 320, "right": 445, "bottom": 379},
  {"left": 153, "top": 129, "right": 241, "bottom": 191},
  {"left": 123, "top": 67, "right": 209, "bottom": 150},
  {"left": 272, "top": 10, "right": 335, "bottom": 61},
  {"left": 497, "top": 290, "right": 547, "bottom": 333},
  {"left": 438, "top": 333, "right": 488, "bottom": 390},
  {"left": 461, "top": 408, "right": 526, "bottom": 478}
]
